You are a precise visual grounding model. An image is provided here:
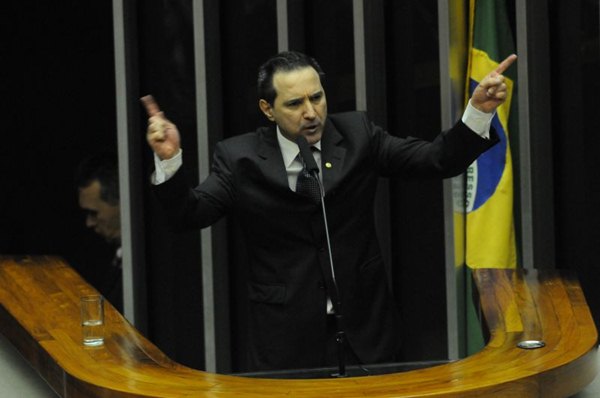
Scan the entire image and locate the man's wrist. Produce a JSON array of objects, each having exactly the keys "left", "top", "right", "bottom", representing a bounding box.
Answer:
[
  {"left": 153, "top": 149, "right": 183, "bottom": 184},
  {"left": 462, "top": 99, "right": 494, "bottom": 138}
]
